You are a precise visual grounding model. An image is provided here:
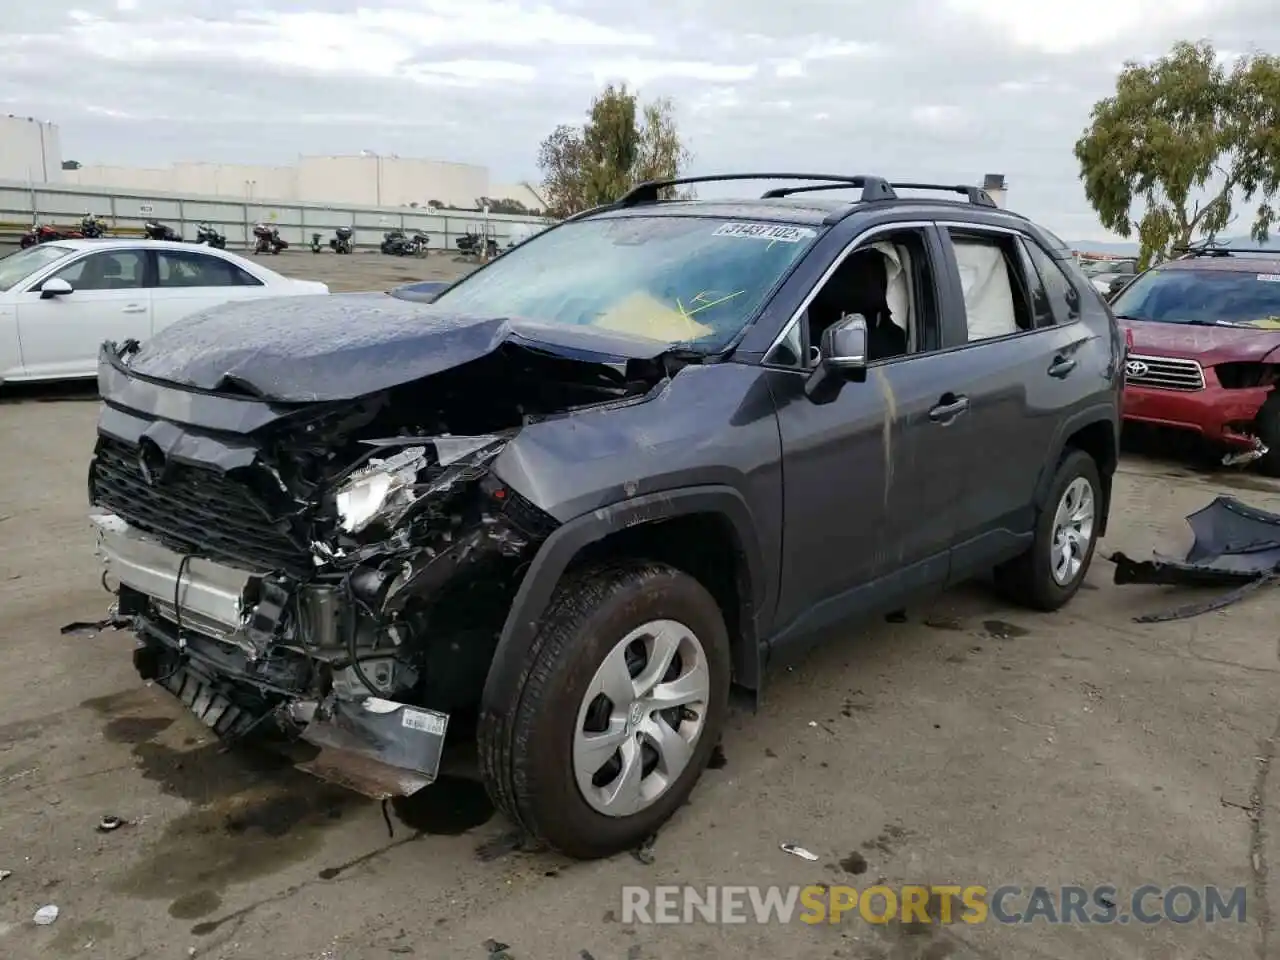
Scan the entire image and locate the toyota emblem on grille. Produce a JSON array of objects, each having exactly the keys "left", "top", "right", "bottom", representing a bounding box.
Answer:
[
  {"left": 137, "top": 440, "right": 166, "bottom": 486},
  {"left": 1125, "top": 359, "right": 1149, "bottom": 378}
]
